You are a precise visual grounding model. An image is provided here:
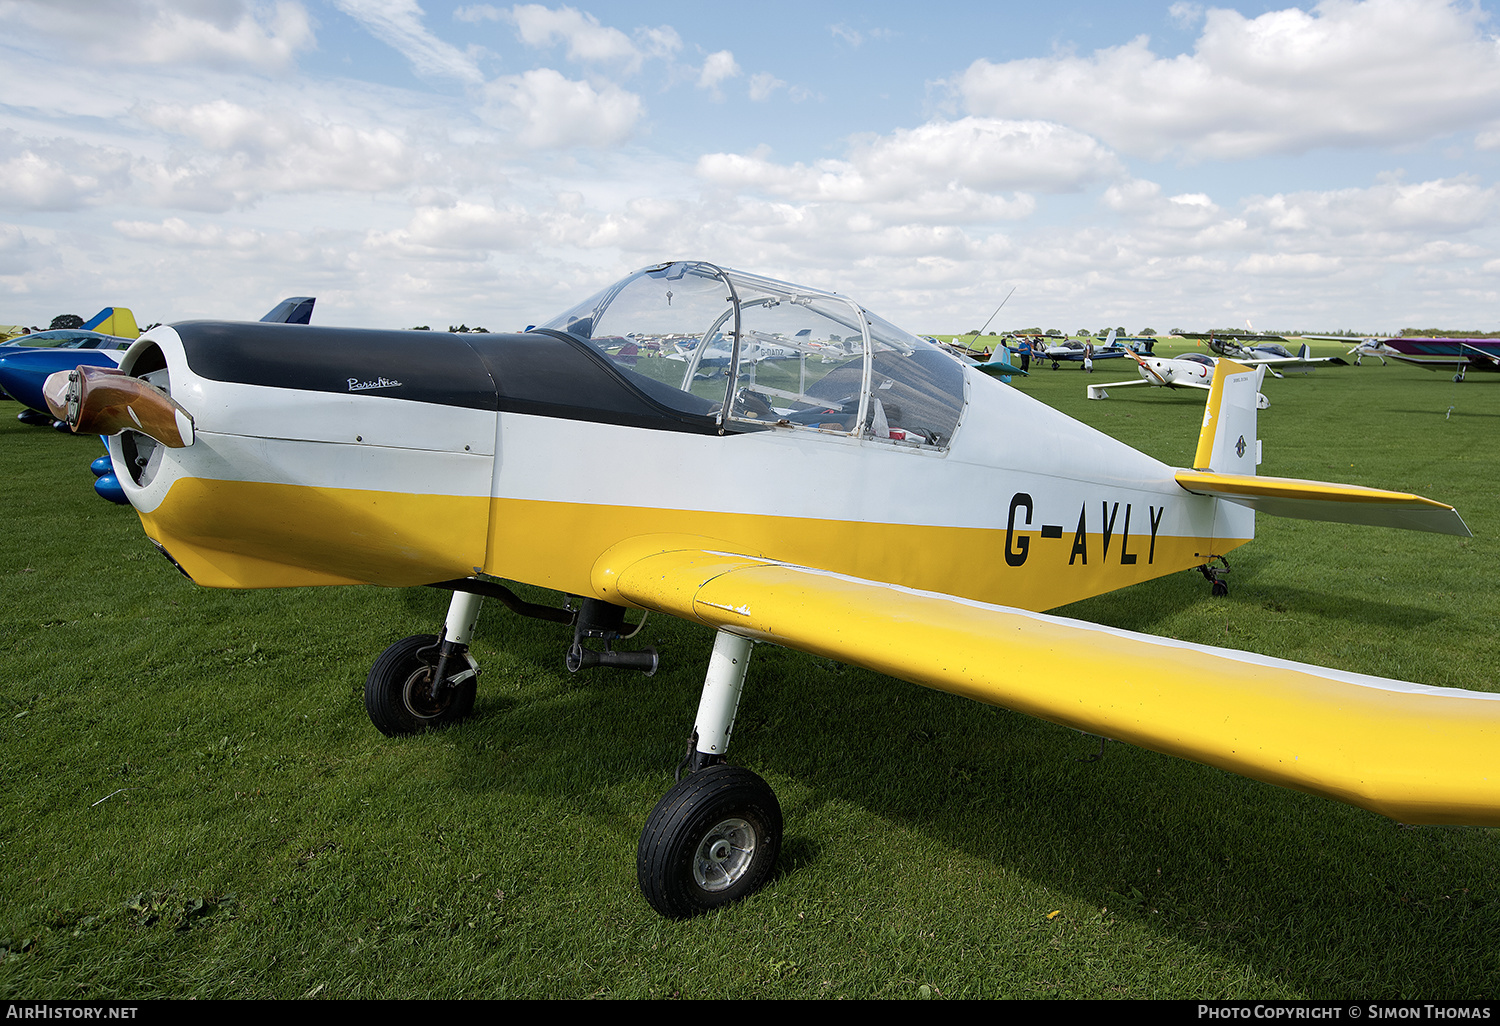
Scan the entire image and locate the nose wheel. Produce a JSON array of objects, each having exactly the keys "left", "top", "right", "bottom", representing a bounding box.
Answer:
[{"left": 364, "top": 634, "right": 478, "bottom": 737}]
